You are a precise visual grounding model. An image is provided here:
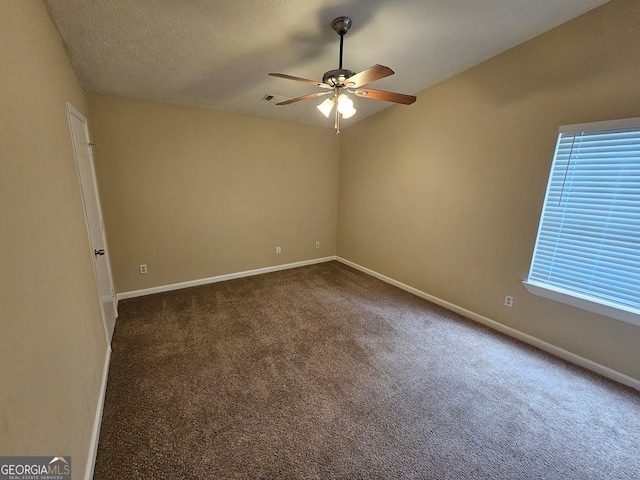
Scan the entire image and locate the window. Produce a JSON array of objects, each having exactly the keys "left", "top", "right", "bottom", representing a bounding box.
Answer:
[{"left": 524, "top": 117, "right": 640, "bottom": 326}]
